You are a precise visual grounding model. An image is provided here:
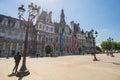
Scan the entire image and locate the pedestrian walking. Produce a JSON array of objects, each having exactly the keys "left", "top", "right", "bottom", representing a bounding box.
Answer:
[{"left": 12, "top": 52, "right": 21, "bottom": 74}]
